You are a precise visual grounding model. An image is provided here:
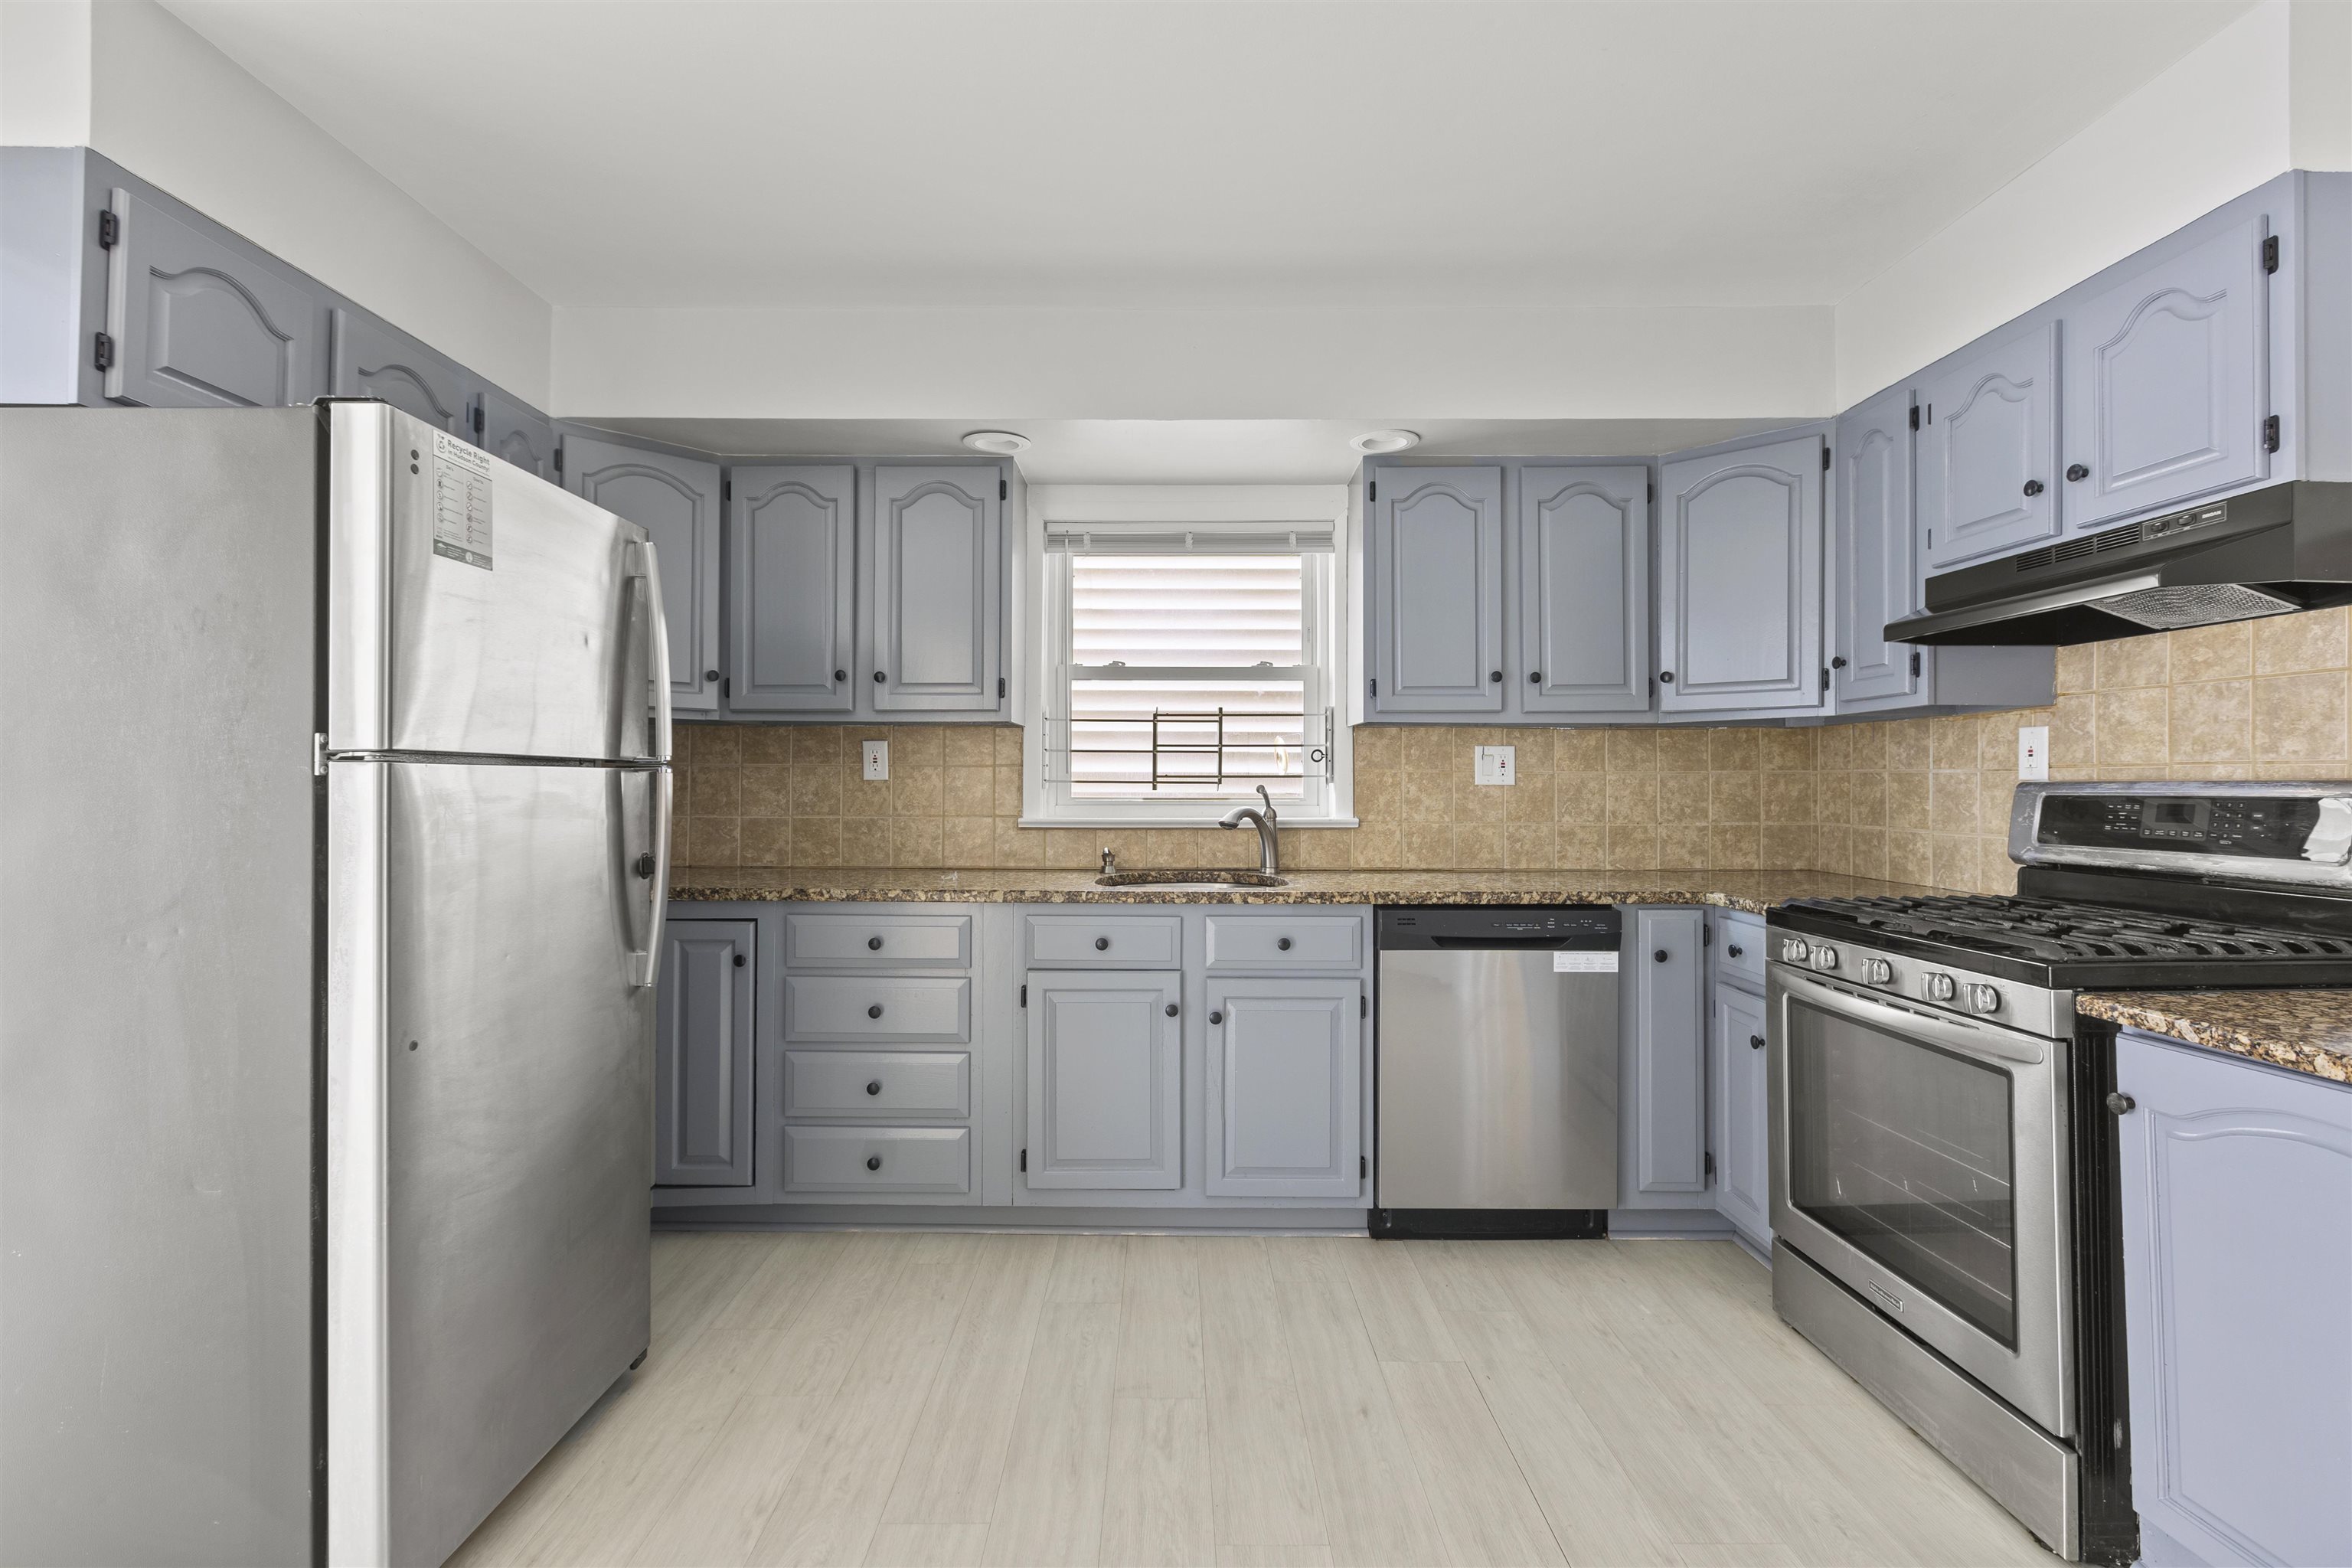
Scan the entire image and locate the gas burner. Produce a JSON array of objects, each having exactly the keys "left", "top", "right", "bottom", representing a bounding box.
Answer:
[{"left": 1805, "top": 895, "right": 2352, "bottom": 966}]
